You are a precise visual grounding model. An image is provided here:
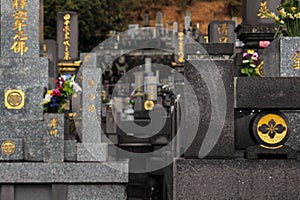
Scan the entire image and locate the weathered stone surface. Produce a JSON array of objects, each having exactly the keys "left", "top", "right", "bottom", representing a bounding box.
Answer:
[
  {"left": 264, "top": 37, "right": 300, "bottom": 77},
  {"left": 44, "top": 113, "right": 64, "bottom": 163},
  {"left": 175, "top": 159, "right": 300, "bottom": 200},
  {"left": 1, "top": 0, "right": 40, "bottom": 58},
  {"left": 81, "top": 66, "right": 102, "bottom": 143},
  {"left": 0, "top": 120, "right": 45, "bottom": 139},
  {"left": 285, "top": 111, "right": 300, "bottom": 151},
  {"left": 0, "top": 58, "right": 48, "bottom": 121},
  {"left": 235, "top": 77, "right": 300, "bottom": 109},
  {"left": 0, "top": 139, "right": 23, "bottom": 160},
  {"left": 24, "top": 139, "right": 44, "bottom": 161},
  {"left": 77, "top": 143, "right": 107, "bottom": 162},
  {"left": 184, "top": 58, "right": 234, "bottom": 158},
  {"left": 0, "top": 161, "right": 128, "bottom": 183},
  {"left": 64, "top": 140, "right": 77, "bottom": 161},
  {"left": 67, "top": 185, "right": 127, "bottom": 200}
]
